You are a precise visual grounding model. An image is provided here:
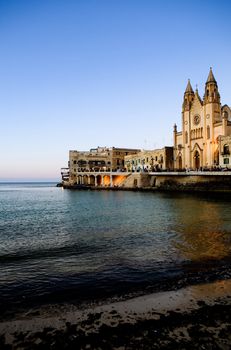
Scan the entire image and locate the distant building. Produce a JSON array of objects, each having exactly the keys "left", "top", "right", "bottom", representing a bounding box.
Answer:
[
  {"left": 65, "top": 146, "right": 140, "bottom": 184},
  {"left": 124, "top": 147, "right": 174, "bottom": 172},
  {"left": 174, "top": 68, "right": 231, "bottom": 170}
]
